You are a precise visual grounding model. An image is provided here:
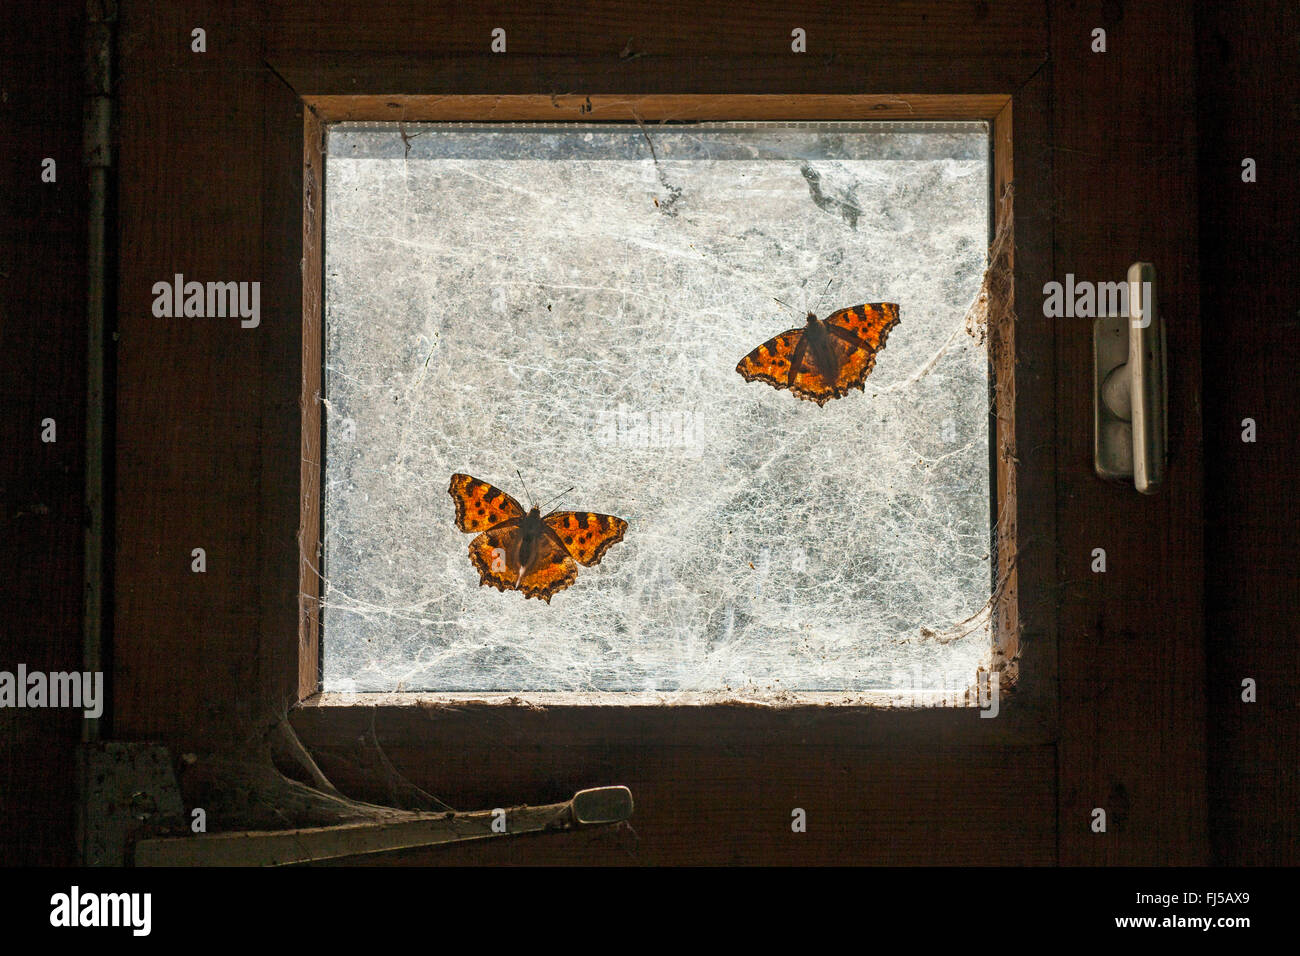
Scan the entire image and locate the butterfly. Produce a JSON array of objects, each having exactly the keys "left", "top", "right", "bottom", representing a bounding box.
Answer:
[
  {"left": 447, "top": 473, "right": 628, "bottom": 603},
  {"left": 735, "top": 303, "right": 901, "bottom": 406}
]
